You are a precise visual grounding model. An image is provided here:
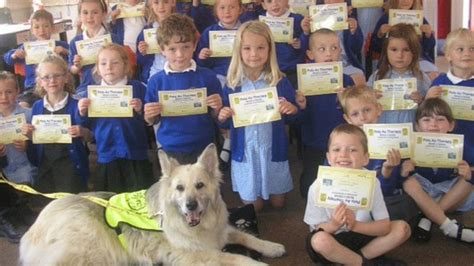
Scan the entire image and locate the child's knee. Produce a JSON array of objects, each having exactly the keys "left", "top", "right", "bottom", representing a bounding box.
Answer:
[
  {"left": 390, "top": 220, "right": 411, "bottom": 242},
  {"left": 311, "top": 231, "right": 335, "bottom": 255},
  {"left": 403, "top": 178, "right": 422, "bottom": 194}
]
